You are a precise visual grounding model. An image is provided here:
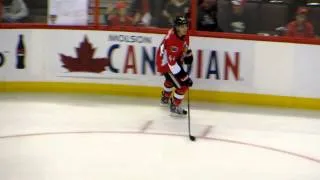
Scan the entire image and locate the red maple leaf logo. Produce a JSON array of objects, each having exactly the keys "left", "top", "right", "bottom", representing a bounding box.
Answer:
[{"left": 60, "top": 36, "right": 109, "bottom": 73}]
